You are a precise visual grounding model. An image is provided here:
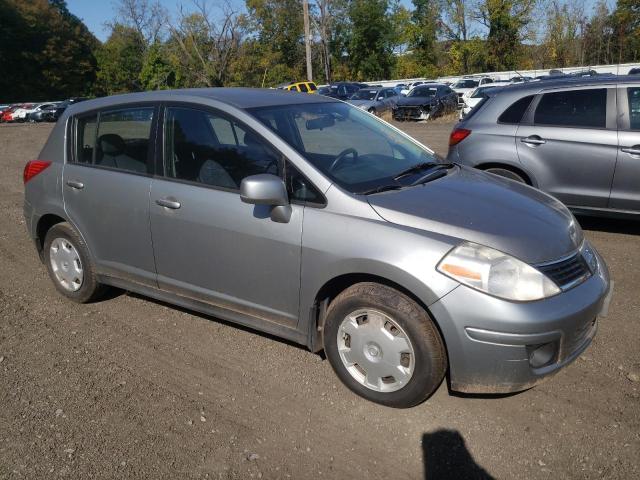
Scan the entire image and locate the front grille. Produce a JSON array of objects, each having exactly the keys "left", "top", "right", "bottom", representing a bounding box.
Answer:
[{"left": 536, "top": 252, "right": 591, "bottom": 290}]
